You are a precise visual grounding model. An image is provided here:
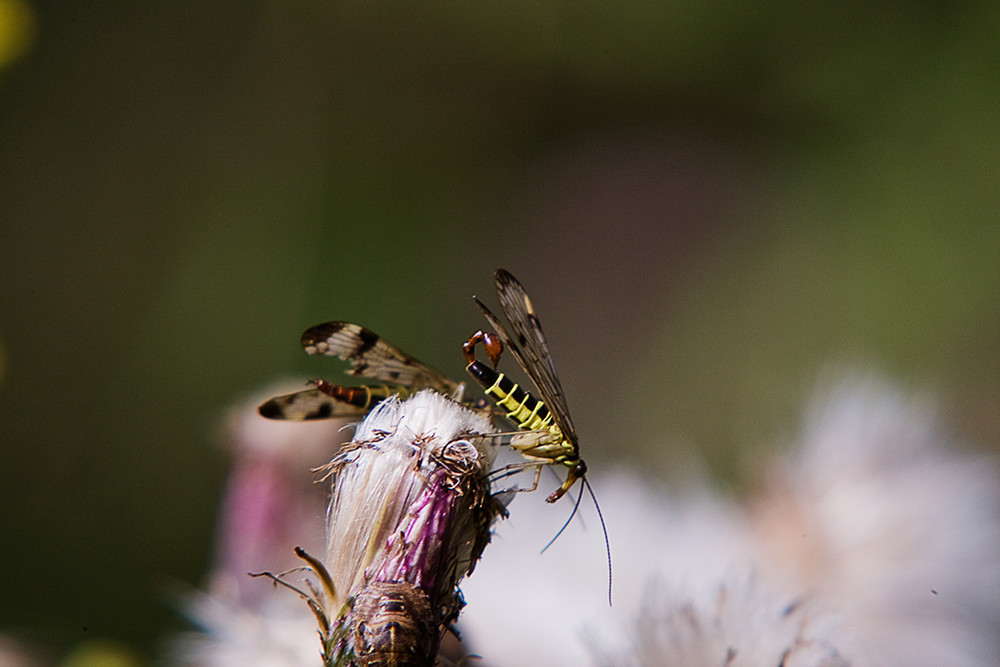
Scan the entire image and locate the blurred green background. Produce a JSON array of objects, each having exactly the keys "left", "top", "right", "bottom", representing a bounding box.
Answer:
[{"left": 1, "top": 0, "right": 998, "bottom": 662}]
